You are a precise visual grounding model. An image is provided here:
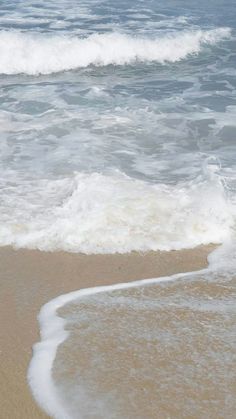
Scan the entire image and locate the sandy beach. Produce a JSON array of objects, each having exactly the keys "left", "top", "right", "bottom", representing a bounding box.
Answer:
[{"left": 0, "top": 244, "right": 214, "bottom": 419}]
